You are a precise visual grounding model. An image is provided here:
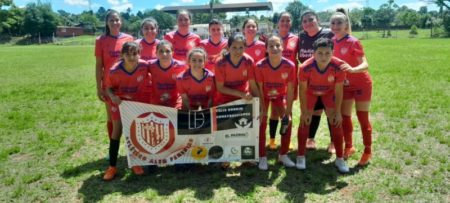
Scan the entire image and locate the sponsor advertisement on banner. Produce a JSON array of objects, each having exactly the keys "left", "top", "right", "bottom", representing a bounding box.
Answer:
[{"left": 119, "top": 98, "right": 260, "bottom": 167}]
